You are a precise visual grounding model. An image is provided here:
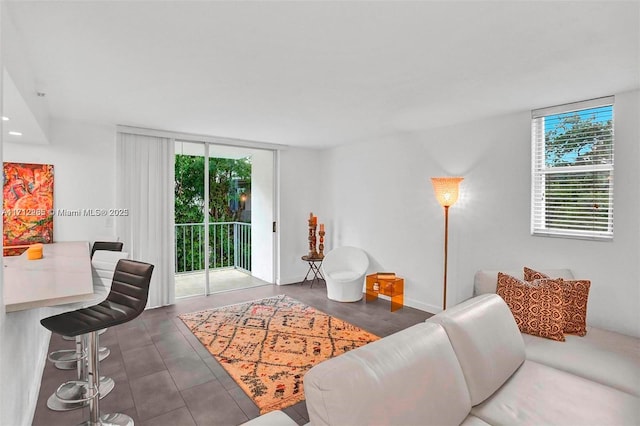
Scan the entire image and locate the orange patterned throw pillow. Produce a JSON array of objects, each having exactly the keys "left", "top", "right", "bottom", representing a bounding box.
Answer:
[
  {"left": 524, "top": 267, "right": 590, "bottom": 336},
  {"left": 497, "top": 272, "right": 566, "bottom": 341}
]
